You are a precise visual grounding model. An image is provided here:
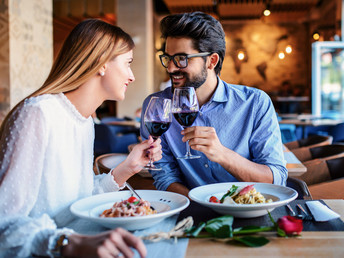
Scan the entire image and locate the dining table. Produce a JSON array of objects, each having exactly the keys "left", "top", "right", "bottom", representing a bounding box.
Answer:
[
  {"left": 184, "top": 199, "right": 344, "bottom": 257},
  {"left": 65, "top": 198, "right": 344, "bottom": 258},
  {"left": 283, "top": 144, "right": 307, "bottom": 176},
  {"left": 279, "top": 115, "right": 344, "bottom": 138}
]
